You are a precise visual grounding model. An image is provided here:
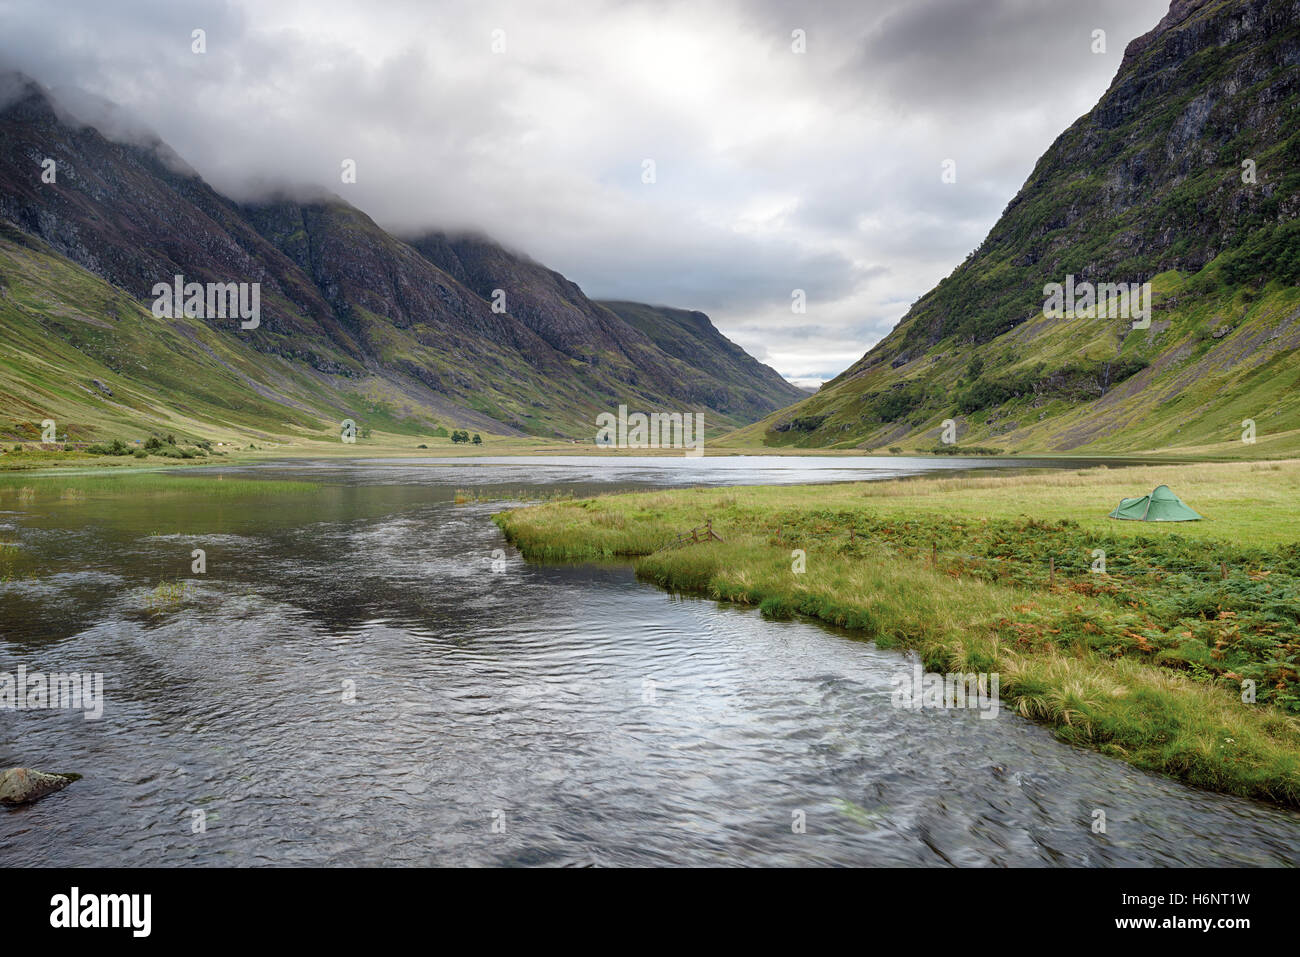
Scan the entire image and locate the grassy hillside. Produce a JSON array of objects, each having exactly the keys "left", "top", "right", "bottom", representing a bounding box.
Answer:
[
  {"left": 737, "top": 270, "right": 1300, "bottom": 456},
  {"left": 0, "top": 223, "right": 549, "bottom": 452},
  {"left": 0, "top": 223, "right": 326, "bottom": 447},
  {"left": 743, "top": 0, "right": 1300, "bottom": 457}
]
